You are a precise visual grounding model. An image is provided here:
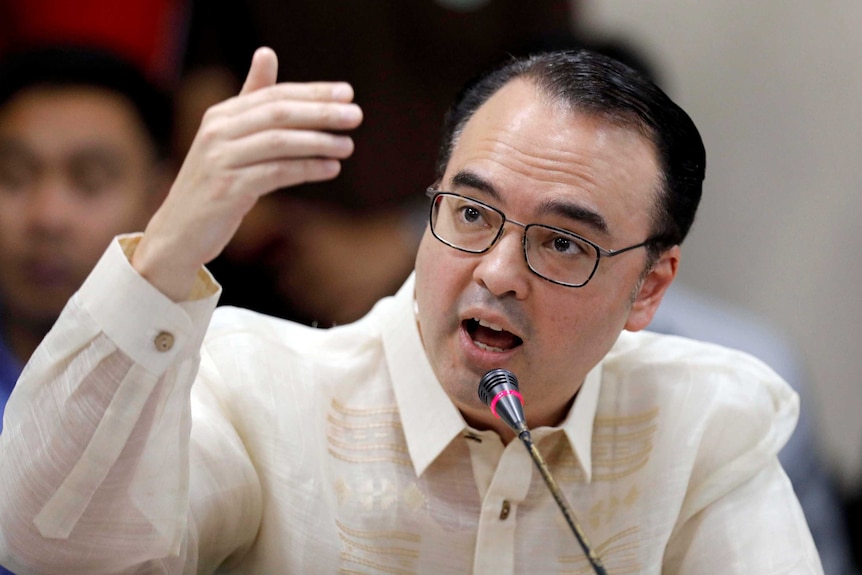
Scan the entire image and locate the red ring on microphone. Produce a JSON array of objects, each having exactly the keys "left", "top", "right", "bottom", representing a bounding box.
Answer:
[{"left": 490, "top": 389, "right": 524, "bottom": 419}]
